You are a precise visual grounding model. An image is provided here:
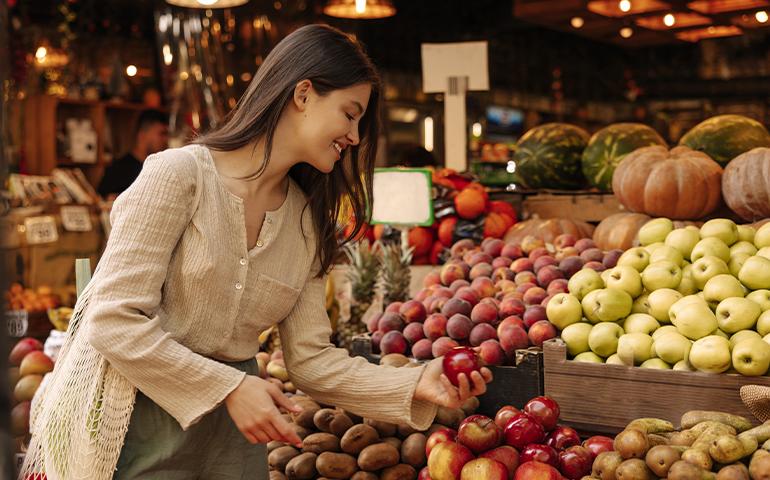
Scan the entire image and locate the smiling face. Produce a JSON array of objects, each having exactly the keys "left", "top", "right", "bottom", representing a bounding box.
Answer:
[{"left": 294, "top": 81, "right": 372, "bottom": 173}]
